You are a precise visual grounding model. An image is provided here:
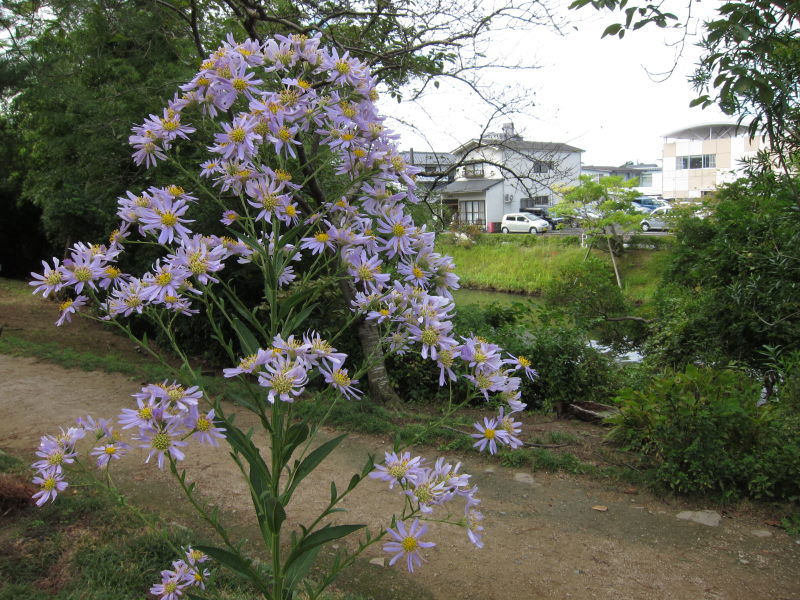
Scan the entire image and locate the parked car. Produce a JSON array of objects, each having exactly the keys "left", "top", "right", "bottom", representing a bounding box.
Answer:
[
  {"left": 632, "top": 196, "right": 667, "bottom": 213},
  {"left": 500, "top": 213, "right": 550, "bottom": 234},
  {"left": 519, "top": 207, "right": 568, "bottom": 229},
  {"left": 640, "top": 206, "right": 673, "bottom": 231}
]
